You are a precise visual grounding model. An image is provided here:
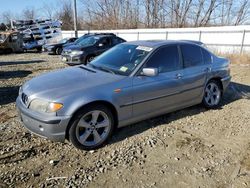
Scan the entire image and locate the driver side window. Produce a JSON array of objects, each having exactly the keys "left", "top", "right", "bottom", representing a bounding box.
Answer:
[
  {"left": 99, "top": 37, "right": 111, "bottom": 47},
  {"left": 144, "top": 45, "right": 180, "bottom": 73}
]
